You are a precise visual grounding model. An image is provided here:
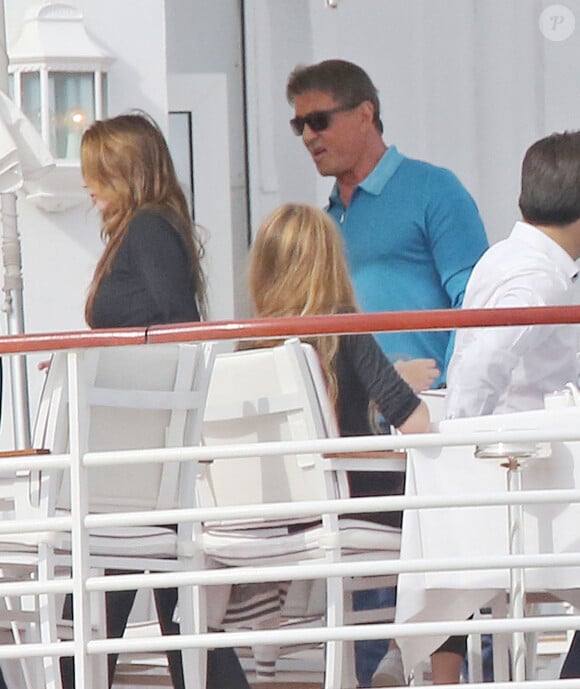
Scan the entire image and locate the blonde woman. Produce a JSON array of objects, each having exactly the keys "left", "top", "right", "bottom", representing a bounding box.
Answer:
[
  {"left": 249, "top": 202, "right": 430, "bottom": 687},
  {"left": 62, "top": 112, "right": 249, "bottom": 689},
  {"left": 249, "top": 202, "right": 430, "bottom": 440}
]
